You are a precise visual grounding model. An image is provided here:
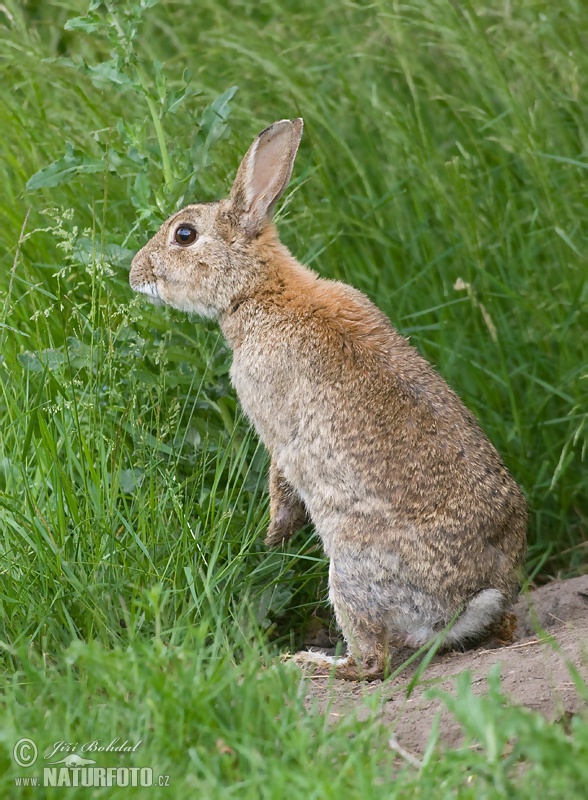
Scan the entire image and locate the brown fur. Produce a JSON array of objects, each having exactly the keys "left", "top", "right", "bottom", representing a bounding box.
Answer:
[{"left": 130, "top": 119, "right": 527, "bottom": 680}]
